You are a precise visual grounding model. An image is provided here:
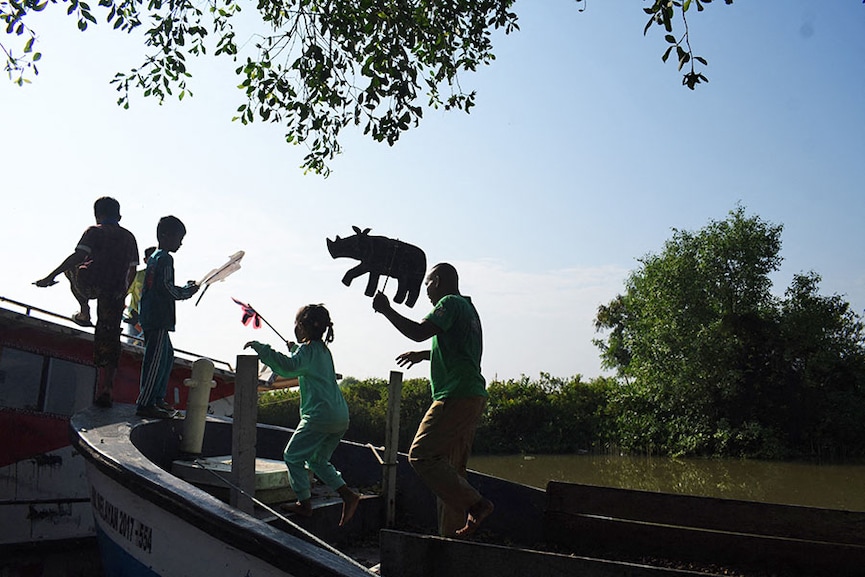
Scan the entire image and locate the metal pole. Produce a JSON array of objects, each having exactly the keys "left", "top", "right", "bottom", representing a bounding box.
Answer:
[{"left": 383, "top": 370, "right": 402, "bottom": 528}]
